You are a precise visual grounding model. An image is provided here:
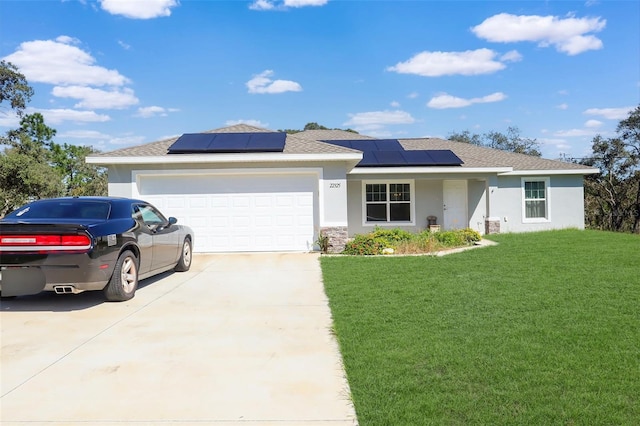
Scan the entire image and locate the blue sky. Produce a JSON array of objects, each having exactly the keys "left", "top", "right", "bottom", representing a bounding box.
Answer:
[{"left": 1, "top": 0, "right": 638, "bottom": 159}]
